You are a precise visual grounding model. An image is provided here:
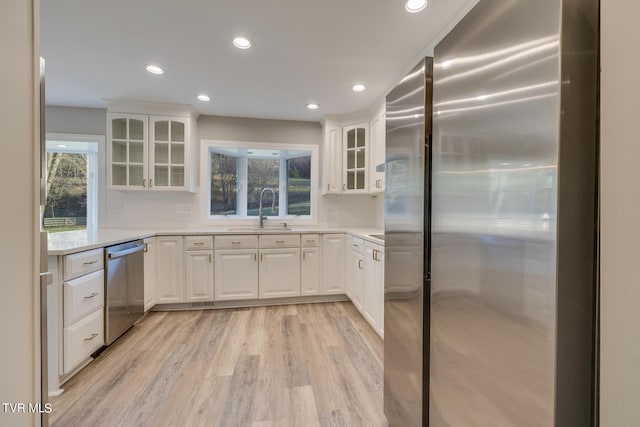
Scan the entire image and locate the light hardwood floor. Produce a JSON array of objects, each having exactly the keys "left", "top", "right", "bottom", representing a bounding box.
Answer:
[{"left": 51, "top": 302, "right": 387, "bottom": 427}]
